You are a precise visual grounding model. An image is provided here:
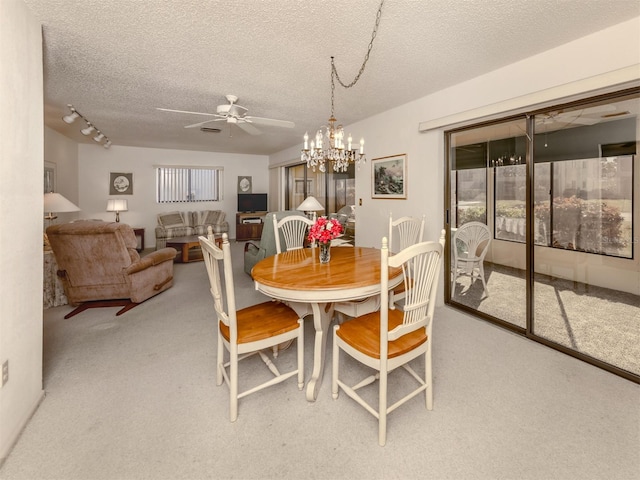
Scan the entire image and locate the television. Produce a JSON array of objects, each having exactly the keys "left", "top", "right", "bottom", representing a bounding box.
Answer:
[{"left": 237, "top": 193, "right": 268, "bottom": 213}]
